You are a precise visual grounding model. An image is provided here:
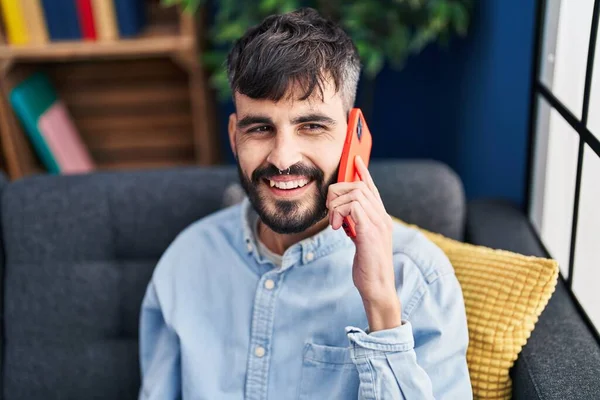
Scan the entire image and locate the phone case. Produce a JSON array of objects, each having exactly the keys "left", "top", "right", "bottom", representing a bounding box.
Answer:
[{"left": 337, "top": 108, "right": 373, "bottom": 238}]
